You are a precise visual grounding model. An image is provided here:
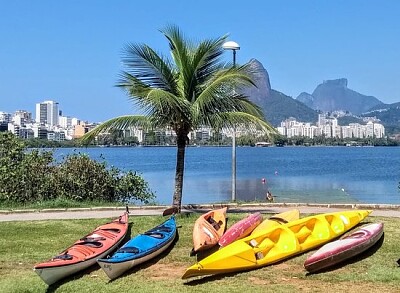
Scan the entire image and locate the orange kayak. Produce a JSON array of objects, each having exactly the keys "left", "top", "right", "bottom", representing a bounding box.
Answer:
[
  {"left": 34, "top": 212, "right": 129, "bottom": 285},
  {"left": 191, "top": 207, "right": 227, "bottom": 254}
]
